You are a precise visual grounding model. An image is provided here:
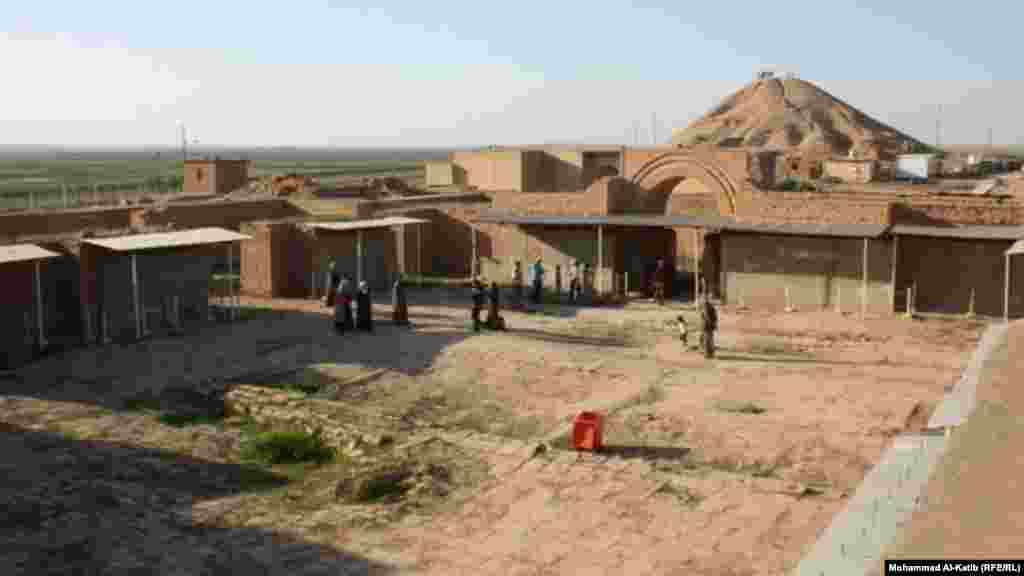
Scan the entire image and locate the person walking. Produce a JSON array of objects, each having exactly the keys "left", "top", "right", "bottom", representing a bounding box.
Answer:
[
  {"left": 653, "top": 258, "right": 667, "bottom": 306},
  {"left": 485, "top": 280, "right": 505, "bottom": 330},
  {"left": 334, "top": 276, "right": 353, "bottom": 334},
  {"left": 676, "top": 315, "right": 689, "bottom": 348},
  {"left": 512, "top": 261, "right": 524, "bottom": 309},
  {"left": 471, "top": 276, "right": 486, "bottom": 332},
  {"left": 531, "top": 257, "right": 545, "bottom": 305},
  {"left": 700, "top": 296, "right": 718, "bottom": 359},
  {"left": 392, "top": 274, "right": 409, "bottom": 327},
  {"left": 355, "top": 280, "right": 374, "bottom": 332},
  {"left": 568, "top": 260, "right": 582, "bottom": 304},
  {"left": 325, "top": 259, "right": 340, "bottom": 307}
]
